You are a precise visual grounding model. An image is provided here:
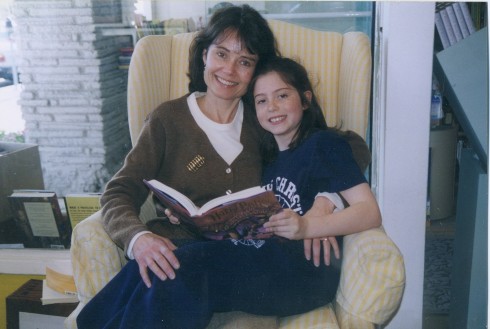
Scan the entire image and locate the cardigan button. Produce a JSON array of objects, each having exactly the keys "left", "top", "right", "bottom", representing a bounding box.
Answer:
[
  {"left": 226, "top": 189, "right": 232, "bottom": 195},
  {"left": 225, "top": 168, "right": 232, "bottom": 174}
]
